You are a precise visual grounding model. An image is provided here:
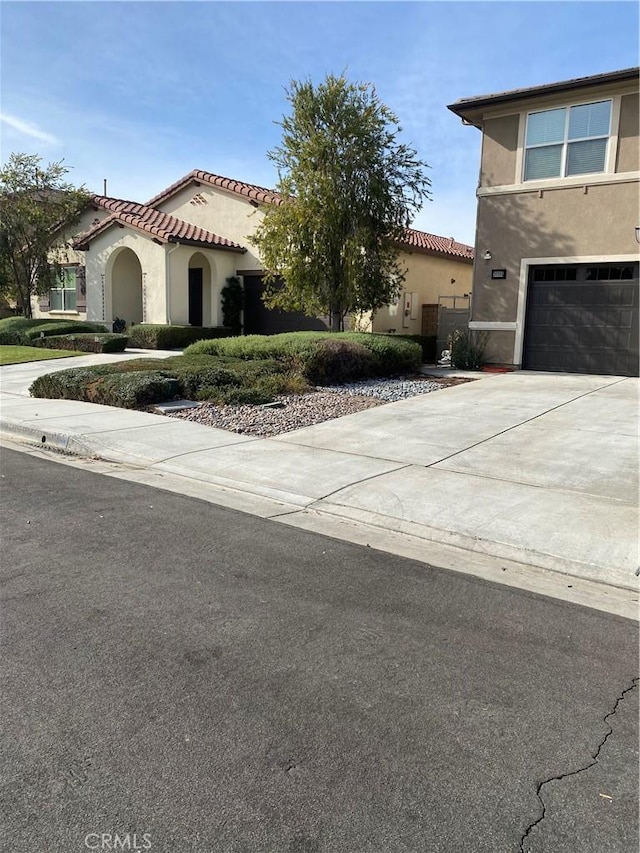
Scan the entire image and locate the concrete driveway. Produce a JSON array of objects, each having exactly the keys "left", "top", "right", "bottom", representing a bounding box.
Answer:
[{"left": 1, "top": 355, "right": 638, "bottom": 609}]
